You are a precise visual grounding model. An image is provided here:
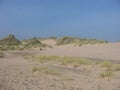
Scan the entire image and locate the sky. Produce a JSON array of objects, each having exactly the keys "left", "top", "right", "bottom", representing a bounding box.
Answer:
[{"left": 0, "top": 0, "right": 120, "bottom": 41}]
